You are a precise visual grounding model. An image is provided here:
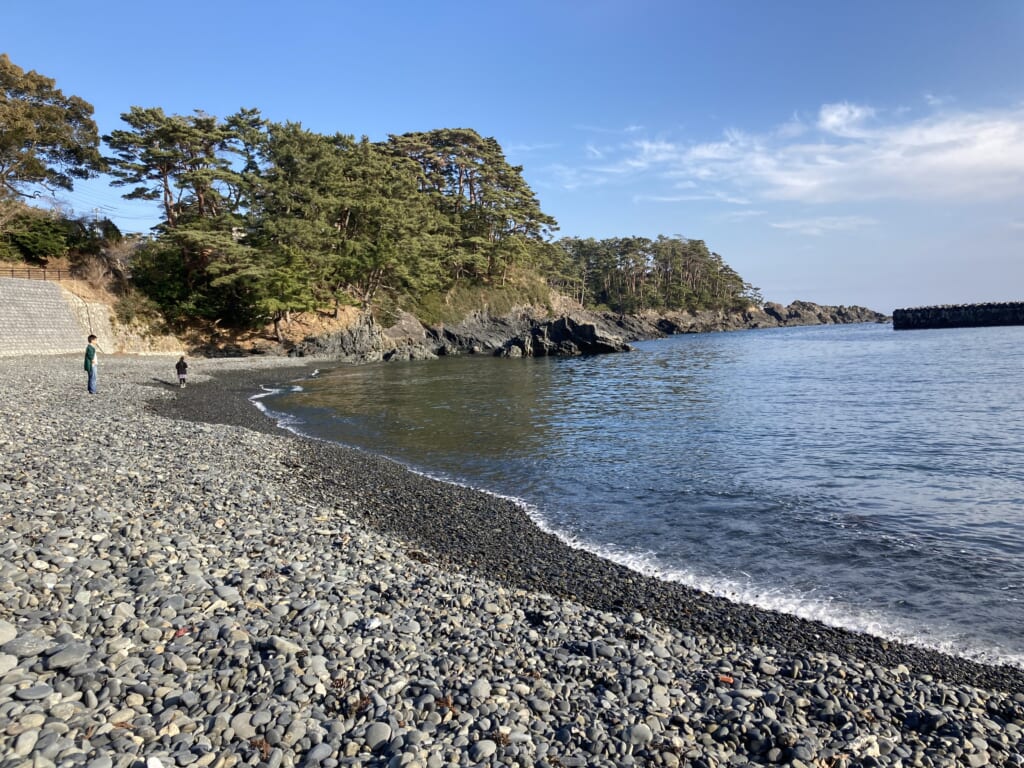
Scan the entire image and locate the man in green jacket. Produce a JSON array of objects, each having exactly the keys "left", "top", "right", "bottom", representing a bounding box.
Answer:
[{"left": 84, "top": 334, "right": 98, "bottom": 394}]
